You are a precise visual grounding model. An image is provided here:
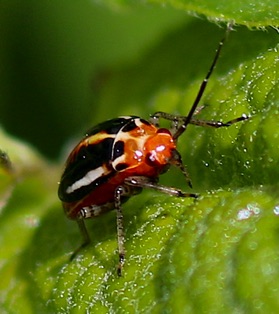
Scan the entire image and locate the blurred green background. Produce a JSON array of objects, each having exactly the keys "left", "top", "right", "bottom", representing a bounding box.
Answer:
[{"left": 0, "top": 0, "right": 188, "bottom": 159}]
